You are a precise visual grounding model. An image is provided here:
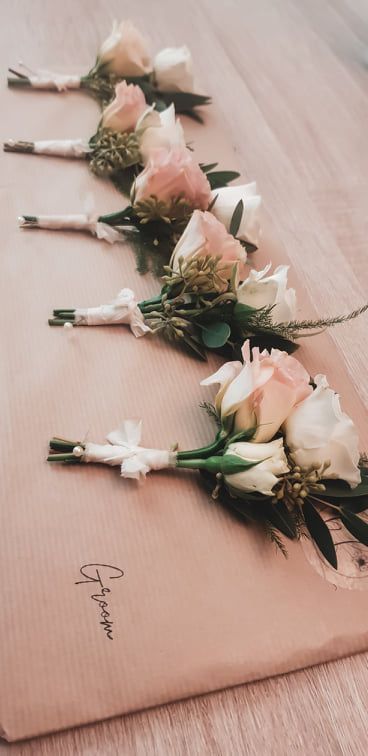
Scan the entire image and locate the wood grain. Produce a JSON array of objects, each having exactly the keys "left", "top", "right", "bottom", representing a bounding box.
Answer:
[{"left": 1, "top": 0, "right": 368, "bottom": 752}]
